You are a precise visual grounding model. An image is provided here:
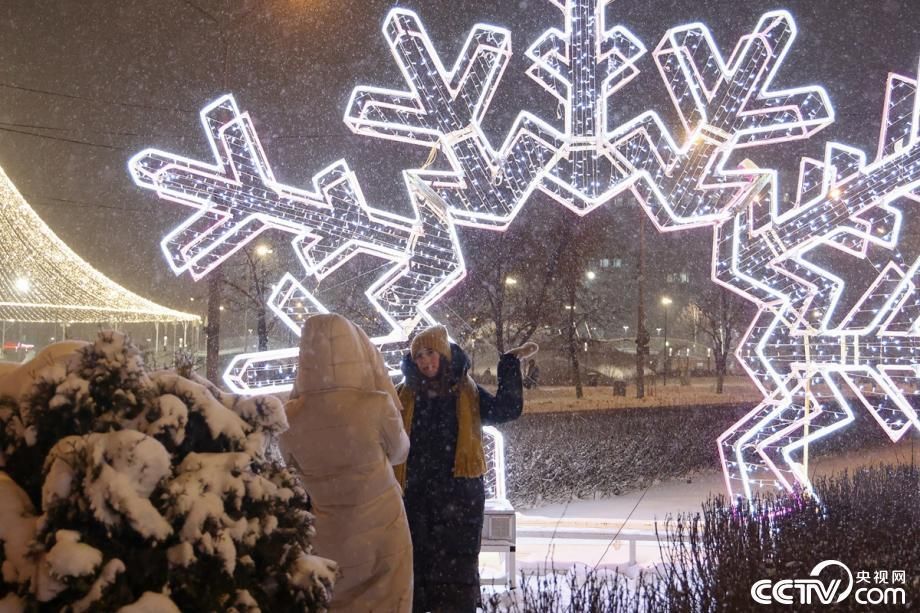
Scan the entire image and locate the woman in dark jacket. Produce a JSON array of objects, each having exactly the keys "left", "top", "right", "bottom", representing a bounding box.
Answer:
[{"left": 394, "top": 325, "right": 535, "bottom": 613}]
